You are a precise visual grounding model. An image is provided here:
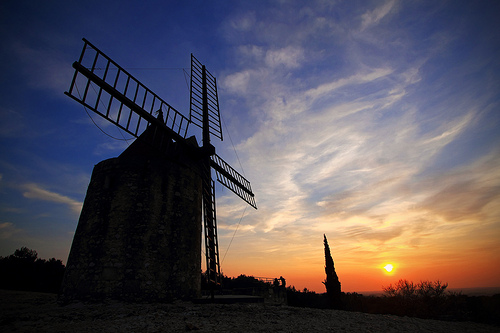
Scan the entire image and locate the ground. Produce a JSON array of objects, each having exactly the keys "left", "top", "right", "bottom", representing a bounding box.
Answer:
[{"left": 0, "top": 290, "right": 497, "bottom": 332}]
